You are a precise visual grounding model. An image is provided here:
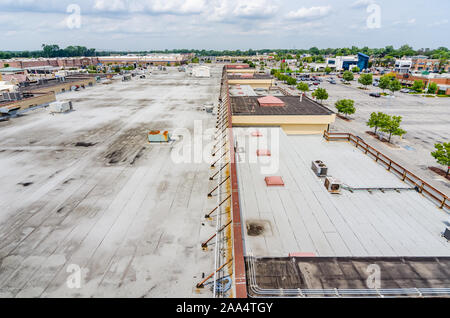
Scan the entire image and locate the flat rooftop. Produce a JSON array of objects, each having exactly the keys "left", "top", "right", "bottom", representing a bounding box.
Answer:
[
  {"left": 234, "top": 128, "right": 450, "bottom": 258},
  {"left": 231, "top": 96, "right": 334, "bottom": 116},
  {"left": 0, "top": 66, "right": 223, "bottom": 297},
  {"left": 246, "top": 256, "right": 450, "bottom": 297},
  {"left": 229, "top": 85, "right": 283, "bottom": 97},
  {"left": 18, "top": 77, "right": 92, "bottom": 92}
]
